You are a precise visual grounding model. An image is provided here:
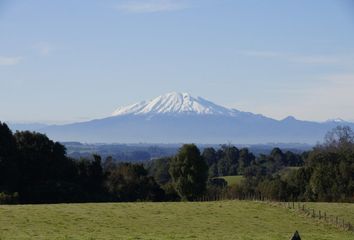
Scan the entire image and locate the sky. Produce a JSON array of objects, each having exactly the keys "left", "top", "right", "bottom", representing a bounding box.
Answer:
[{"left": 1, "top": 0, "right": 354, "bottom": 123}]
